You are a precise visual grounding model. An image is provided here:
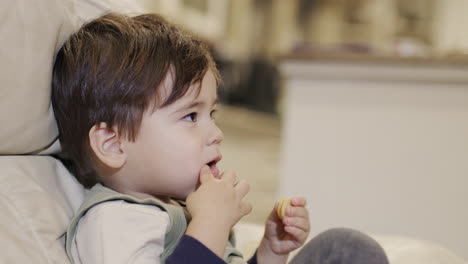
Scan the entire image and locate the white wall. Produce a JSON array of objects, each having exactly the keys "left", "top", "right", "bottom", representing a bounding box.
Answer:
[{"left": 278, "top": 58, "right": 468, "bottom": 259}]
